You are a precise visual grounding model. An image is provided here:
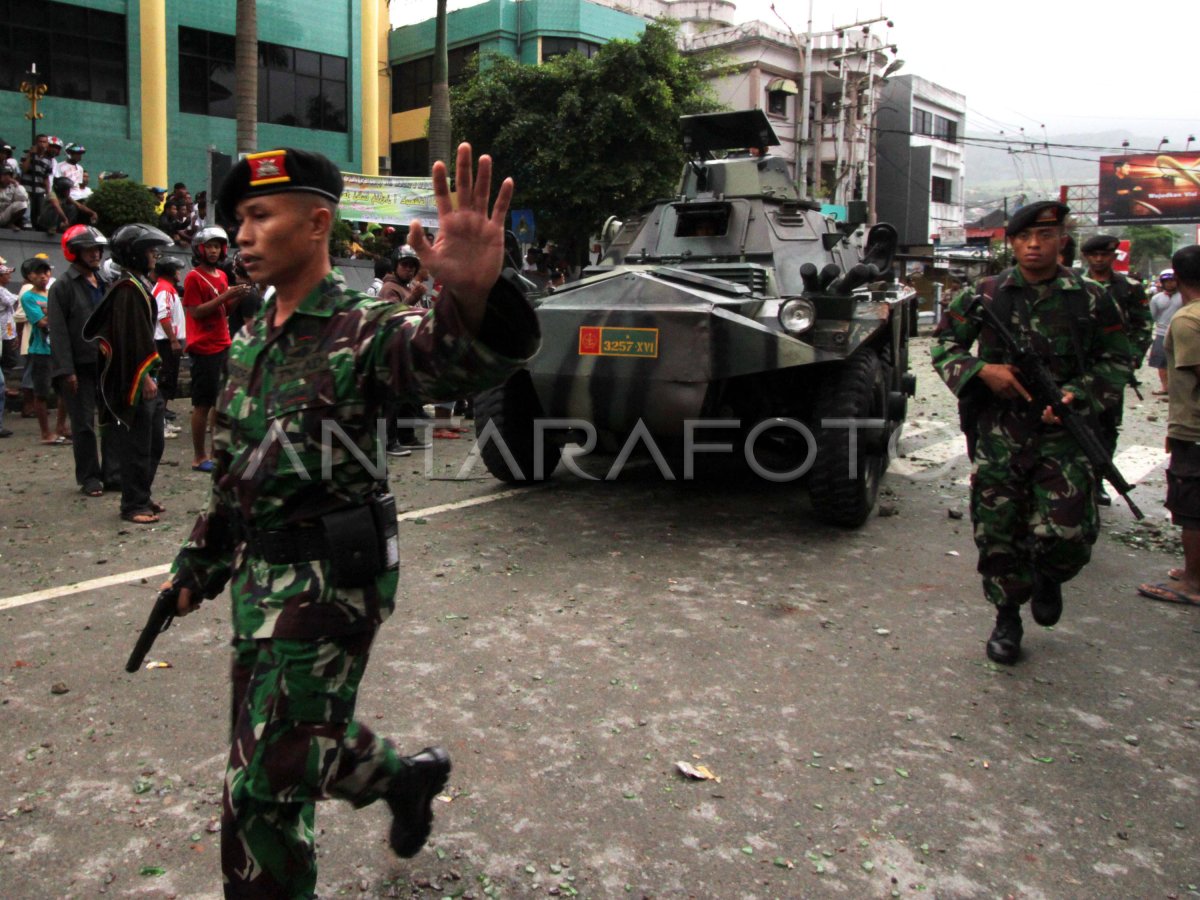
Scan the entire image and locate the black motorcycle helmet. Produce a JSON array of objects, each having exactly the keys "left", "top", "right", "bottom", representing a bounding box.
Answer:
[
  {"left": 110, "top": 223, "right": 173, "bottom": 274},
  {"left": 153, "top": 256, "right": 186, "bottom": 279}
]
